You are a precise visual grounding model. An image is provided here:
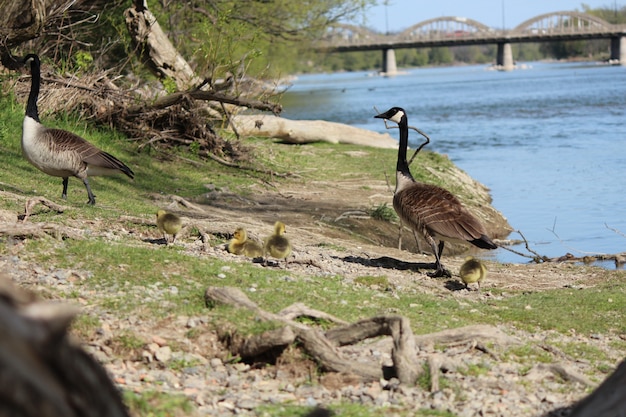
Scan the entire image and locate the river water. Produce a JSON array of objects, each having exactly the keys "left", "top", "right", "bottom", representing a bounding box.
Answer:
[{"left": 280, "top": 62, "right": 626, "bottom": 268}]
